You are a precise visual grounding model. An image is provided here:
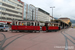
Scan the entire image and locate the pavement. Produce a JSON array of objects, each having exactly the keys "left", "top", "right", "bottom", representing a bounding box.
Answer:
[{"left": 0, "top": 28, "right": 75, "bottom": 50}]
